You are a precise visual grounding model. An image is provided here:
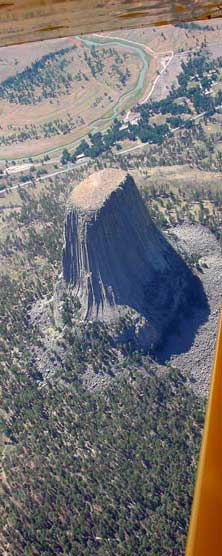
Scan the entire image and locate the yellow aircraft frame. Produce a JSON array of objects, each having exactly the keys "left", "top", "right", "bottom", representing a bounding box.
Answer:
[
  {"left": 0, "top": 1, "right": 222, "bottom": 48},
  {"left": 186, "top": 308, "right": 222, "bottom": 556}
]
